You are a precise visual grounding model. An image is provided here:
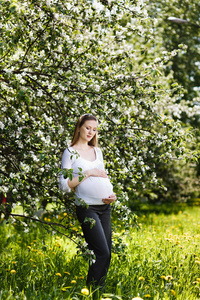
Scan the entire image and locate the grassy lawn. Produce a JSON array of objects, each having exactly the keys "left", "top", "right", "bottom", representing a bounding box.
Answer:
[{"left": 0, "top": 205, "right": 200, "bottom": 299}]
